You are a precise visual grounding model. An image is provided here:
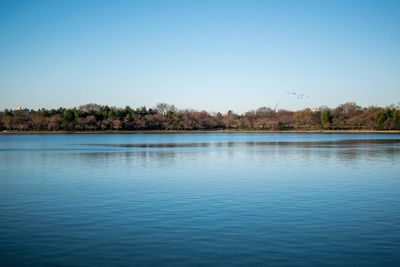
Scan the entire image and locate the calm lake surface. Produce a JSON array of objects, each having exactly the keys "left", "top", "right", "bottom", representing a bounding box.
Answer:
[{"left": 1, "top": 133, "right": 400, "bottom": 266}]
